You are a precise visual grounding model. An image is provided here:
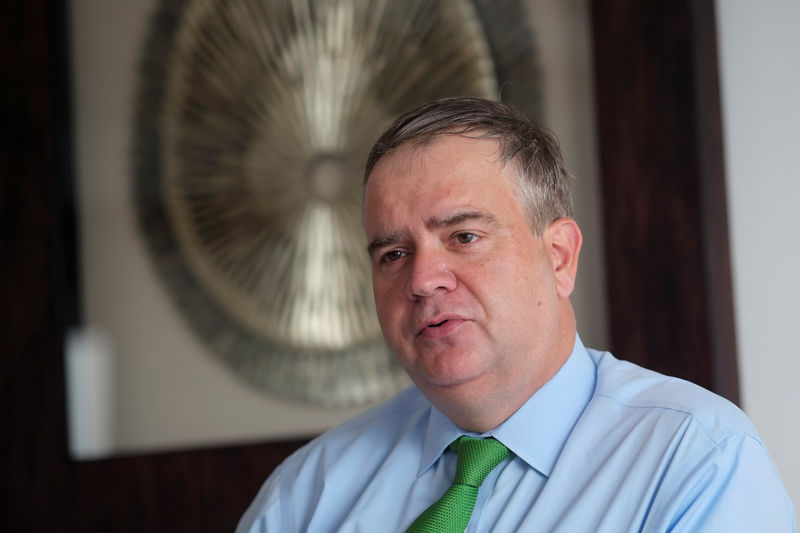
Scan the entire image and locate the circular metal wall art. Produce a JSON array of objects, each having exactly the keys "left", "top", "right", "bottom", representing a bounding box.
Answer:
[{"left": 134, "top": 0, "right": 541, "bottom": 407}]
